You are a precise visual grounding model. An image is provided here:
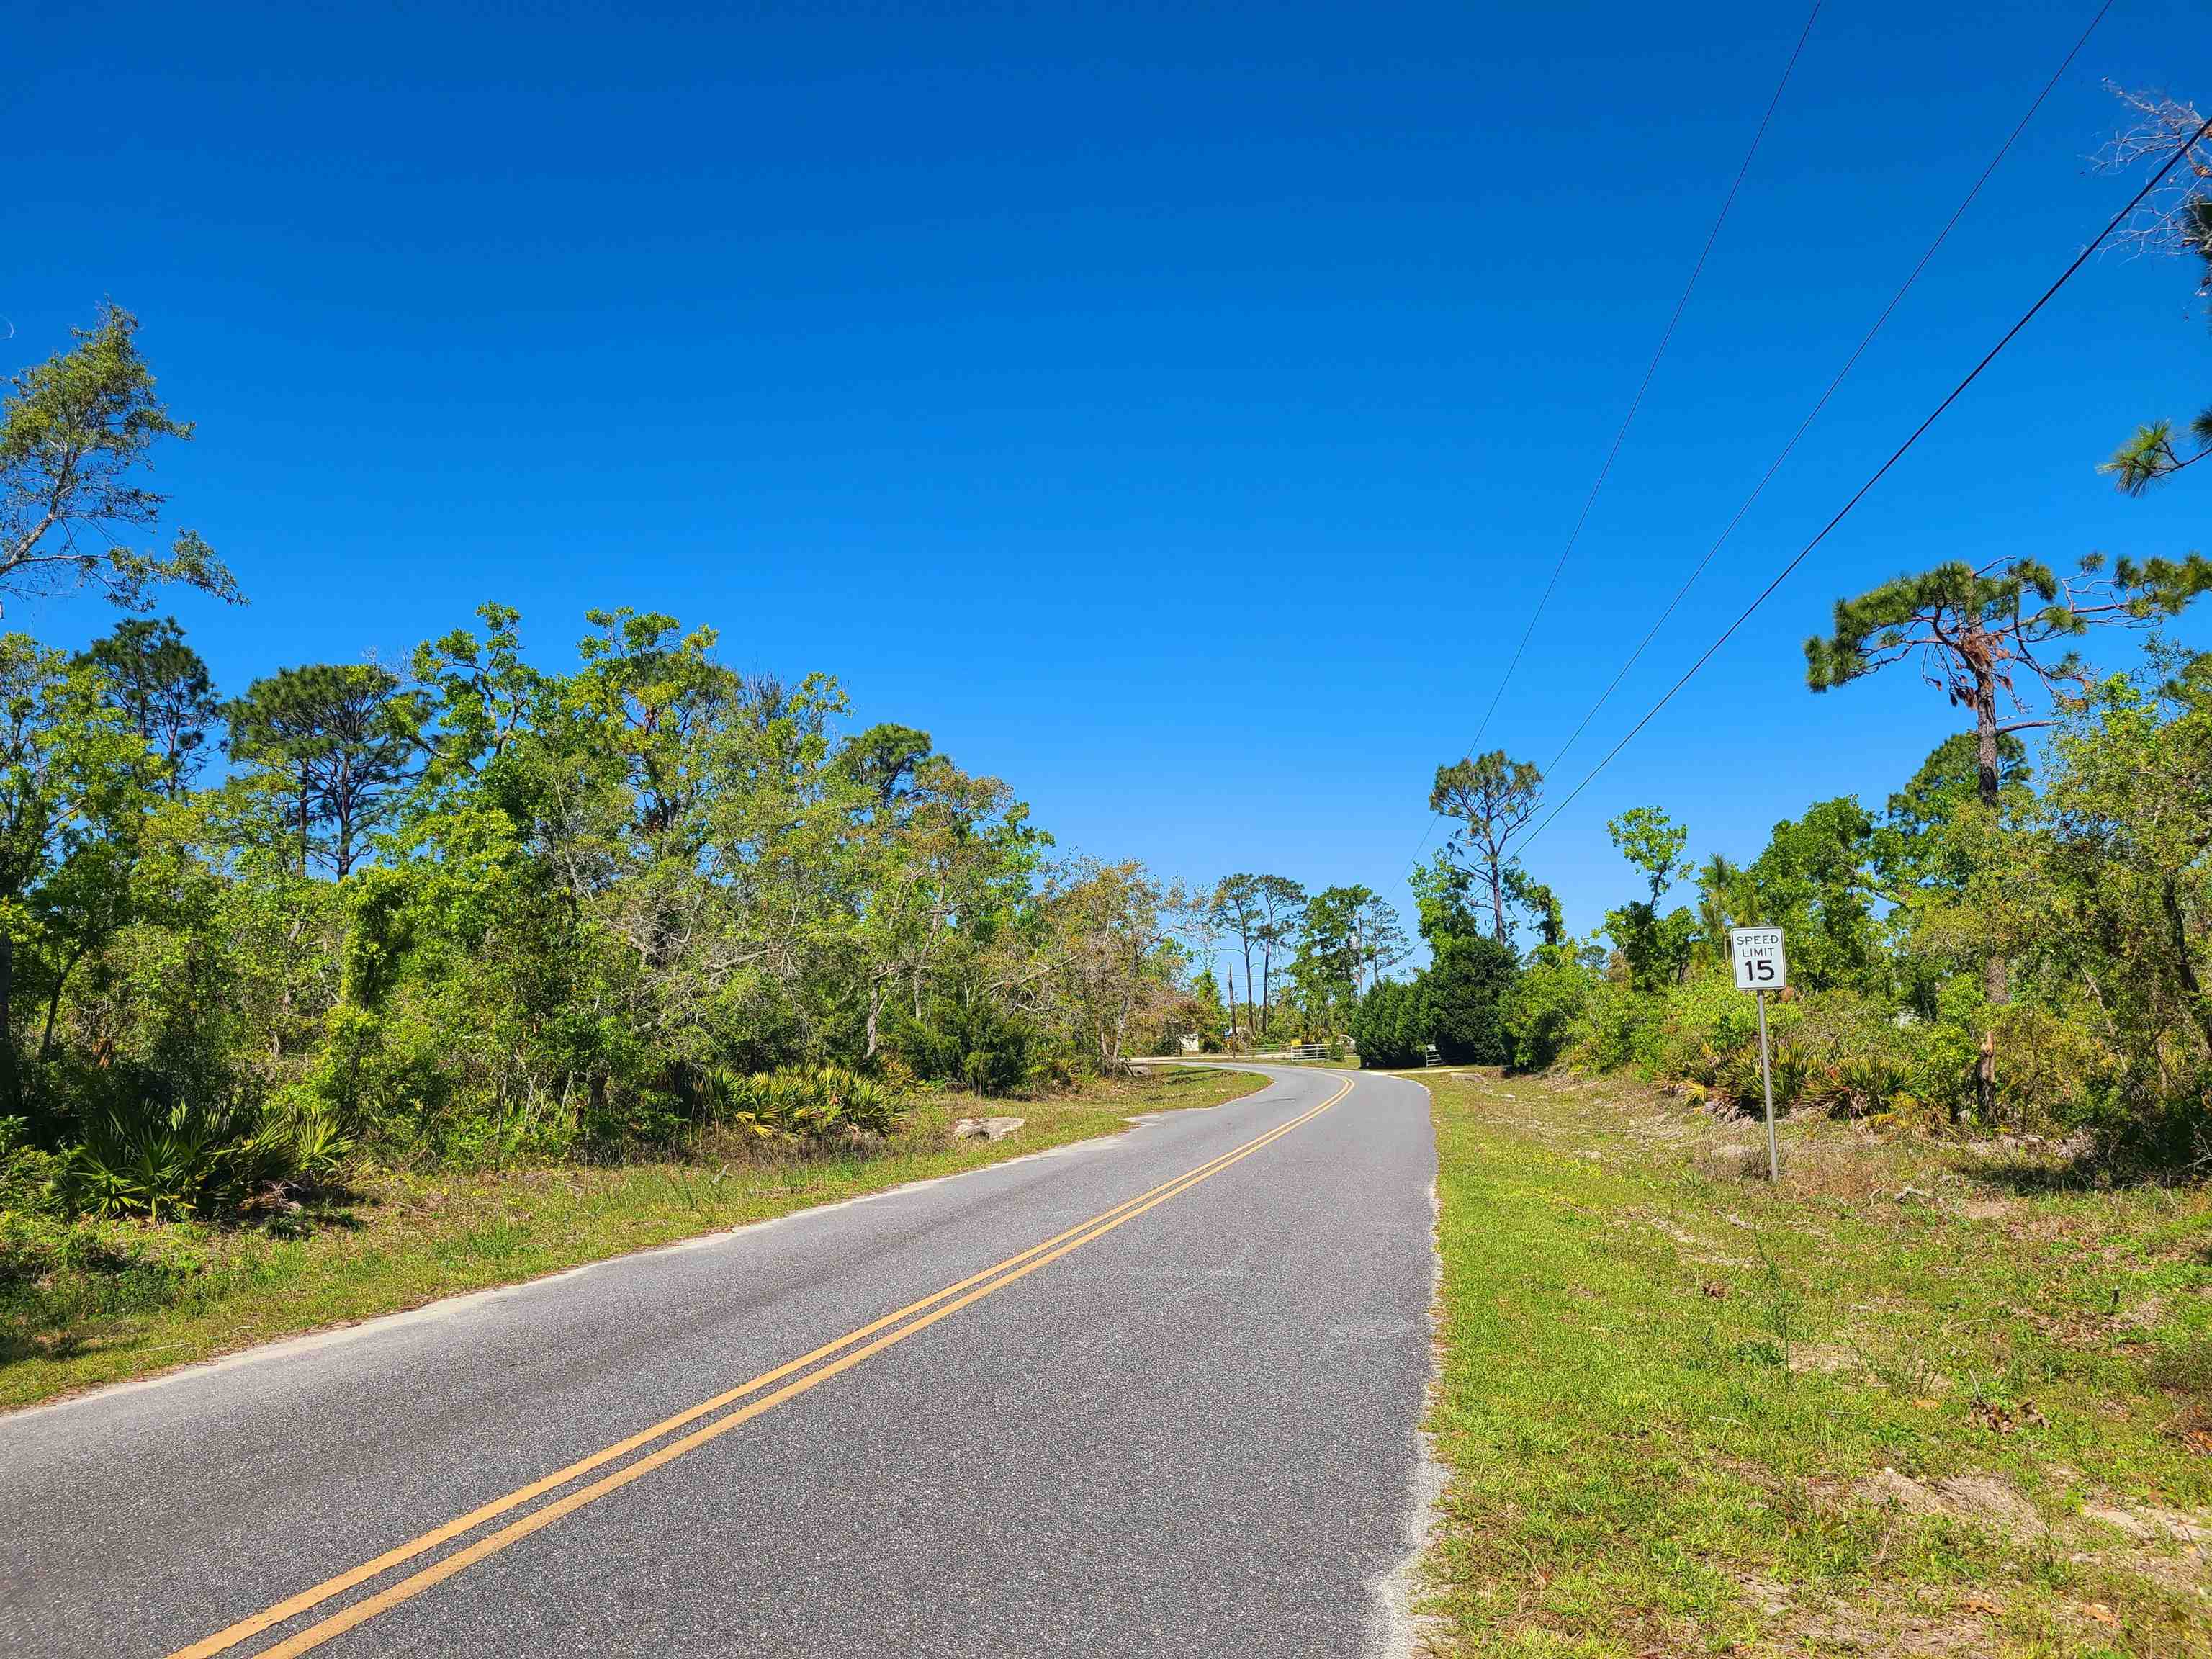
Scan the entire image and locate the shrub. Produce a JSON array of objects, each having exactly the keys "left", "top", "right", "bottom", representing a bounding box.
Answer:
[
  {"left": 68, "top": 1097, "right": 275, "bottom": 1220},
  {"left": 1352, "top": 935, "right": 1519, "bottom": 1068},
  {"left": 706, "top": 1065, "right": 905, "bottom": 1146},
  {"left": 0, "top": 1117, "right": 63, "bottom": 1218},
  {"left": 1500, "top": 951, "right": 1598, "bottom": 1070},
  {"left": 55, "top": 1069, "right": 351, "bottom": 1220},
  {"left": 1984, "top": 1003, "right": 2114, "bottom": 1133},
  {"left": 1425, "top": 935, "right": 1517, "bottom": 1065},
  {"left": 1350, "top": 979, "right": 1429, "bottom": 1069},
  {"left": 893, "top": 994, "right": 1041, "bottom": 1095},
  {"left": 1833, "top": 1050, "right": 1915, "bottom": 1118}
]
